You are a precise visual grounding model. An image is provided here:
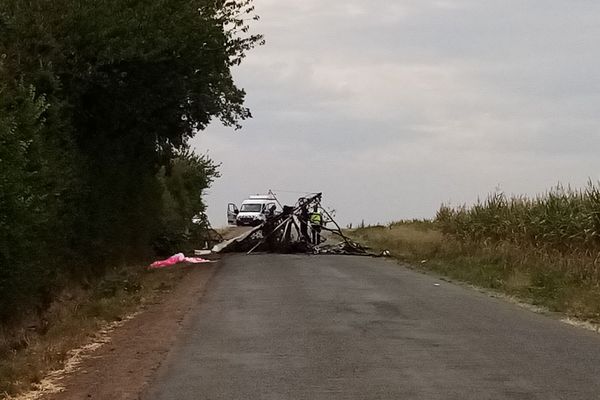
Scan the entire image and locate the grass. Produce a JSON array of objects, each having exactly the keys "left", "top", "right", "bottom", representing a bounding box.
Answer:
[
  {"left": 350, "top": 221, "right": 600, "bottom": 323},
  {"left": 0, "top": 265, "right": 187, "bottom": 398}
]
